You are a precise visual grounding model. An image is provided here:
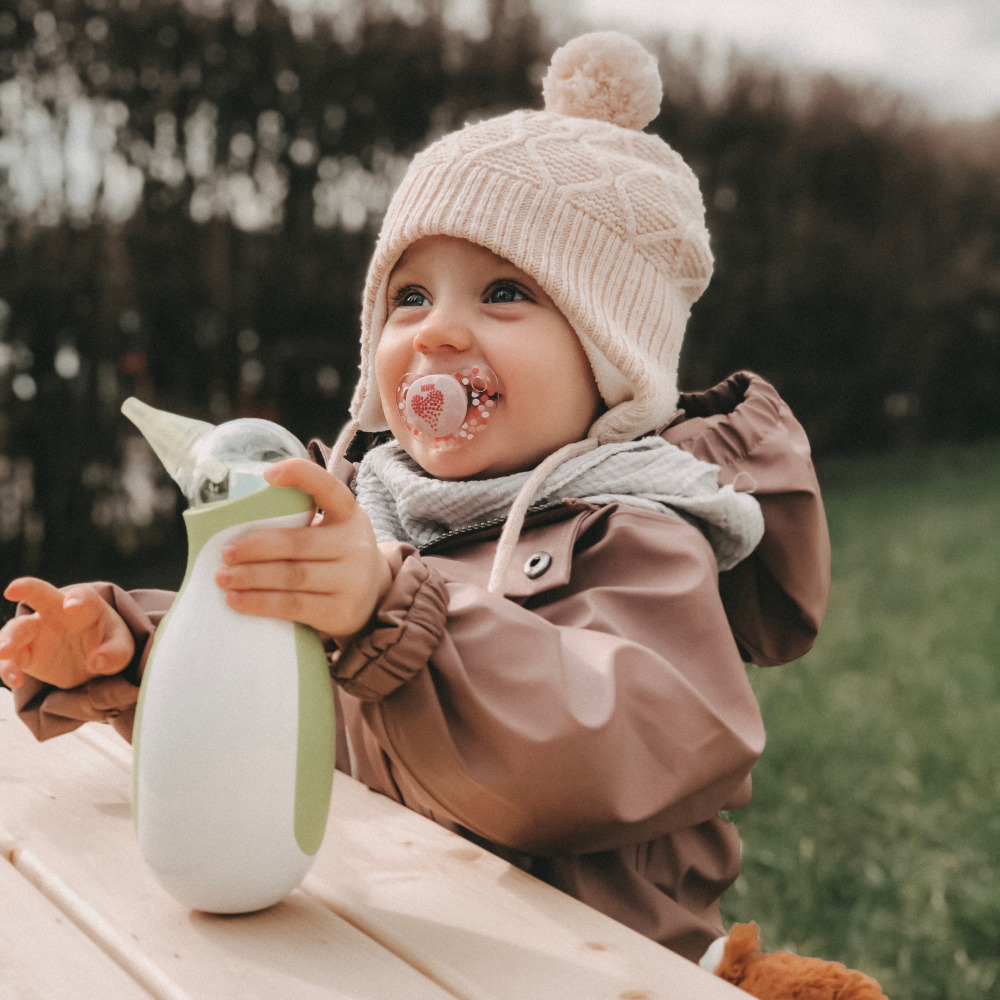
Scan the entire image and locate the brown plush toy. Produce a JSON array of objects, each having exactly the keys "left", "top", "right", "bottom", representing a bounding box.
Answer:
[{"left": 704, "top": 922, "right": 888, "bottom": 999}]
